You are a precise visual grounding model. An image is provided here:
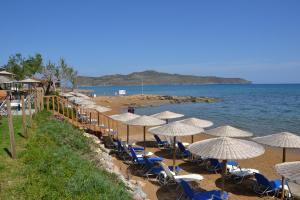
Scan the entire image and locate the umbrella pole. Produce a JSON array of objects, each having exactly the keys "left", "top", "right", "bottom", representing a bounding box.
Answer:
[
  {"left": 166, "top": 119, "right": 168, "bottom": 124},
  {"left": 221, "top": 160, "right": 227, "bottom": 197},
  {"left": 127, "top": 125, "right": 129, "bottom": 144},
  {"left": 191, "top": 135, "right": 194, "bottom": 143},
  {"left": 173, "top": 136, "right": 177, "bottom": 172},
  {"left": 281, "top": 147, "right": 286, "bottom": 200},
  {"left": 143, "top": 126, "right": 146, "bottom": 153},
  {"left": 116, "top": 121, "right": 119, "bottom": 140}
]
